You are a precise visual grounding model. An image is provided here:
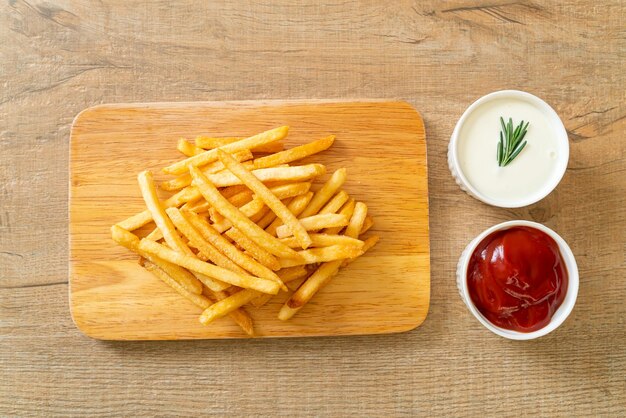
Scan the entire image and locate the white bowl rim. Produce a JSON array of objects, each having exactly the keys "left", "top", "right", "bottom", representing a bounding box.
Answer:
[
  {"left": 450, "top": 90, "right": 570, "bottom": 208},
  {"left": 459, "top": 220, "right": 579, "bottom": 340}
]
